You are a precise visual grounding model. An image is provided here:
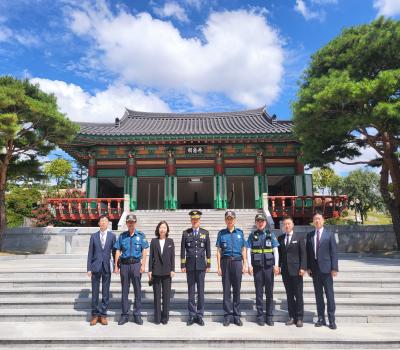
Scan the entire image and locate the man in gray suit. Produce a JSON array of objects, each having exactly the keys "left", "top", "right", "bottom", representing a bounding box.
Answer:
[
  {"left": 87, "top": 215, "right": 116, "bottom": 325},
  {"left": 306, "top": 212, "right": 339, "bottom": 330}
]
